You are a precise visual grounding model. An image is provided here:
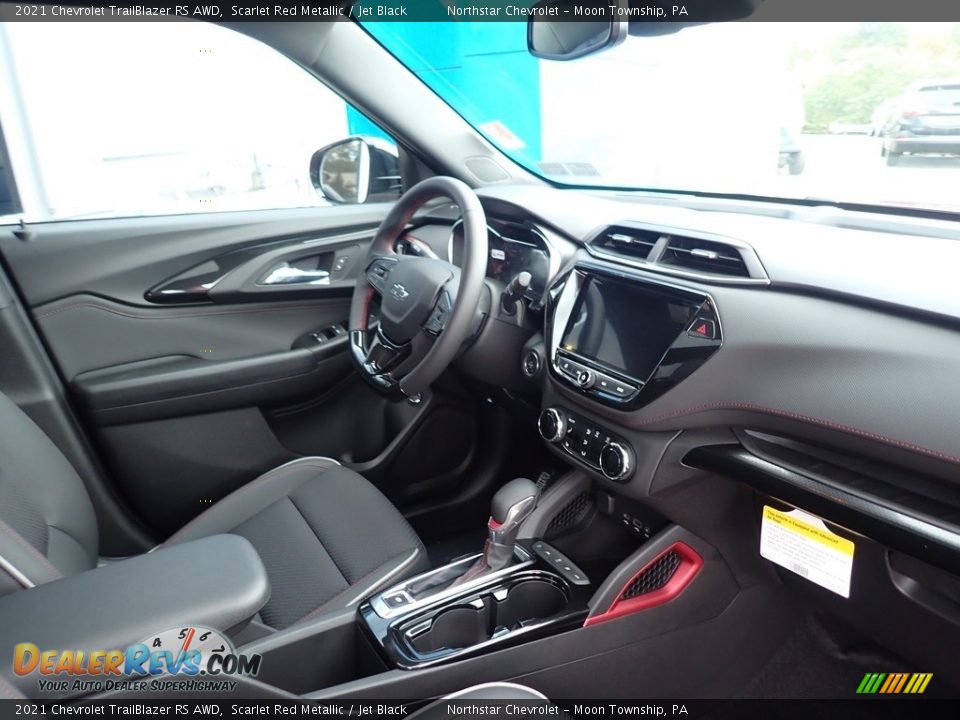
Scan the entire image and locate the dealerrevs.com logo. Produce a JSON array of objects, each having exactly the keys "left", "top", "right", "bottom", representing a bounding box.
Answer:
[{"left": 13, "top": 626, "right": 262, "bottom": 694}]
